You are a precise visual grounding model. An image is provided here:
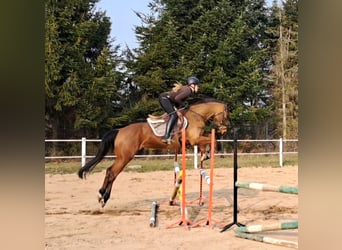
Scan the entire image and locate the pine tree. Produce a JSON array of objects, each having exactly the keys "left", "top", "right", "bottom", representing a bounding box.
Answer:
[
  {"left": 45, "top": 0, "right": 122, "bottom": 149},
  {"left": 128, "top": 0, "right": 273, "bottom": 138}
]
